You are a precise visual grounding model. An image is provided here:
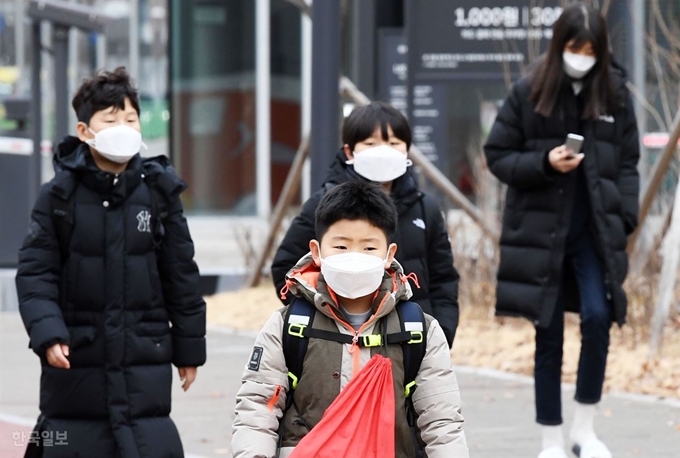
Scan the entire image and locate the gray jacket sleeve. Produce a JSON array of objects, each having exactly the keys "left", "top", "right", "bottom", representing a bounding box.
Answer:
[
  {"left": 413, "top": 318, "right": 469, "bottom": 458},
  {"left": 232, "top": 311, "right": 289, "bottom": 458}
]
